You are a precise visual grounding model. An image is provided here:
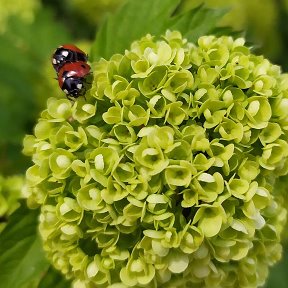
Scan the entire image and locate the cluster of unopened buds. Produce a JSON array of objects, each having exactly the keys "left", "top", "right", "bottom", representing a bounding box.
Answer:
[{"left": 23, "top": 31, "right": 288, "bottom": 287}]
